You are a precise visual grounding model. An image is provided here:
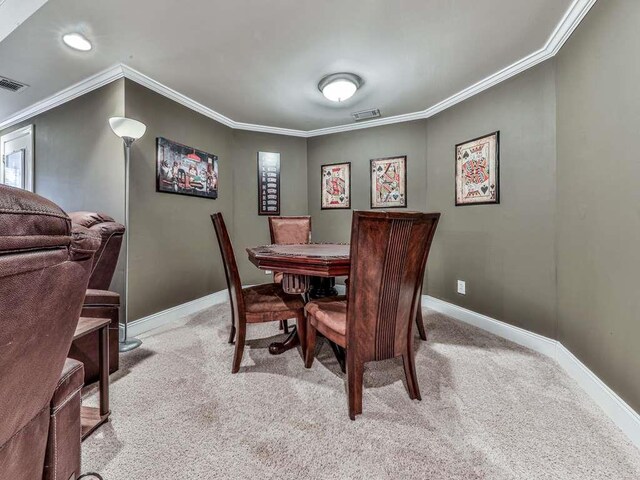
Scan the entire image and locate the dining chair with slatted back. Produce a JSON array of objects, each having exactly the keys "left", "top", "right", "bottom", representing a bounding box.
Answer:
[
  {"left": 268, "top": 216, "right": 312, "bottom": 333},
  {"left": 305, "top": 211, "right": 440, "bottom": 419},
  {"left": 211, "top": 213, "right": 306, "bottom": 373}
]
